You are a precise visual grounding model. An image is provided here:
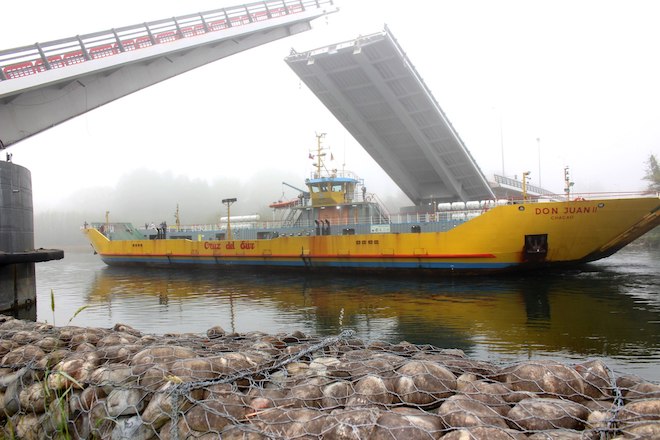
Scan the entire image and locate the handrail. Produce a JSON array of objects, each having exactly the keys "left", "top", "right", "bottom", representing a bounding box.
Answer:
[
  {"left": 88, "top": 191, "right": 658, "bottom": 236},
  {"left": 0, "top": 0, "right": 333, "bottom": 81}
]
